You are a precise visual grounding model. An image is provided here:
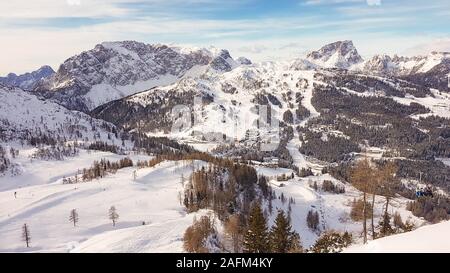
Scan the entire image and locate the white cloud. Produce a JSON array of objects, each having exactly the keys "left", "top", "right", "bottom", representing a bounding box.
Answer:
[
  {"left": 404, "top": 37, "right": 450, "bottom": 56},
  {"left": 0, "top": 1, "right": 131, "bottom": 19},
  {"left": 366, "top": 0, "right": 381, "bottom": 6},
  {"left": 67, "top": 0, "right": 81, "bottom": 6},
  {"left": 0, "top": 13, "right": 441, "bottom": 75},
  {"left": 1, "top": 0, "right": 449, "bottom": 74}
]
